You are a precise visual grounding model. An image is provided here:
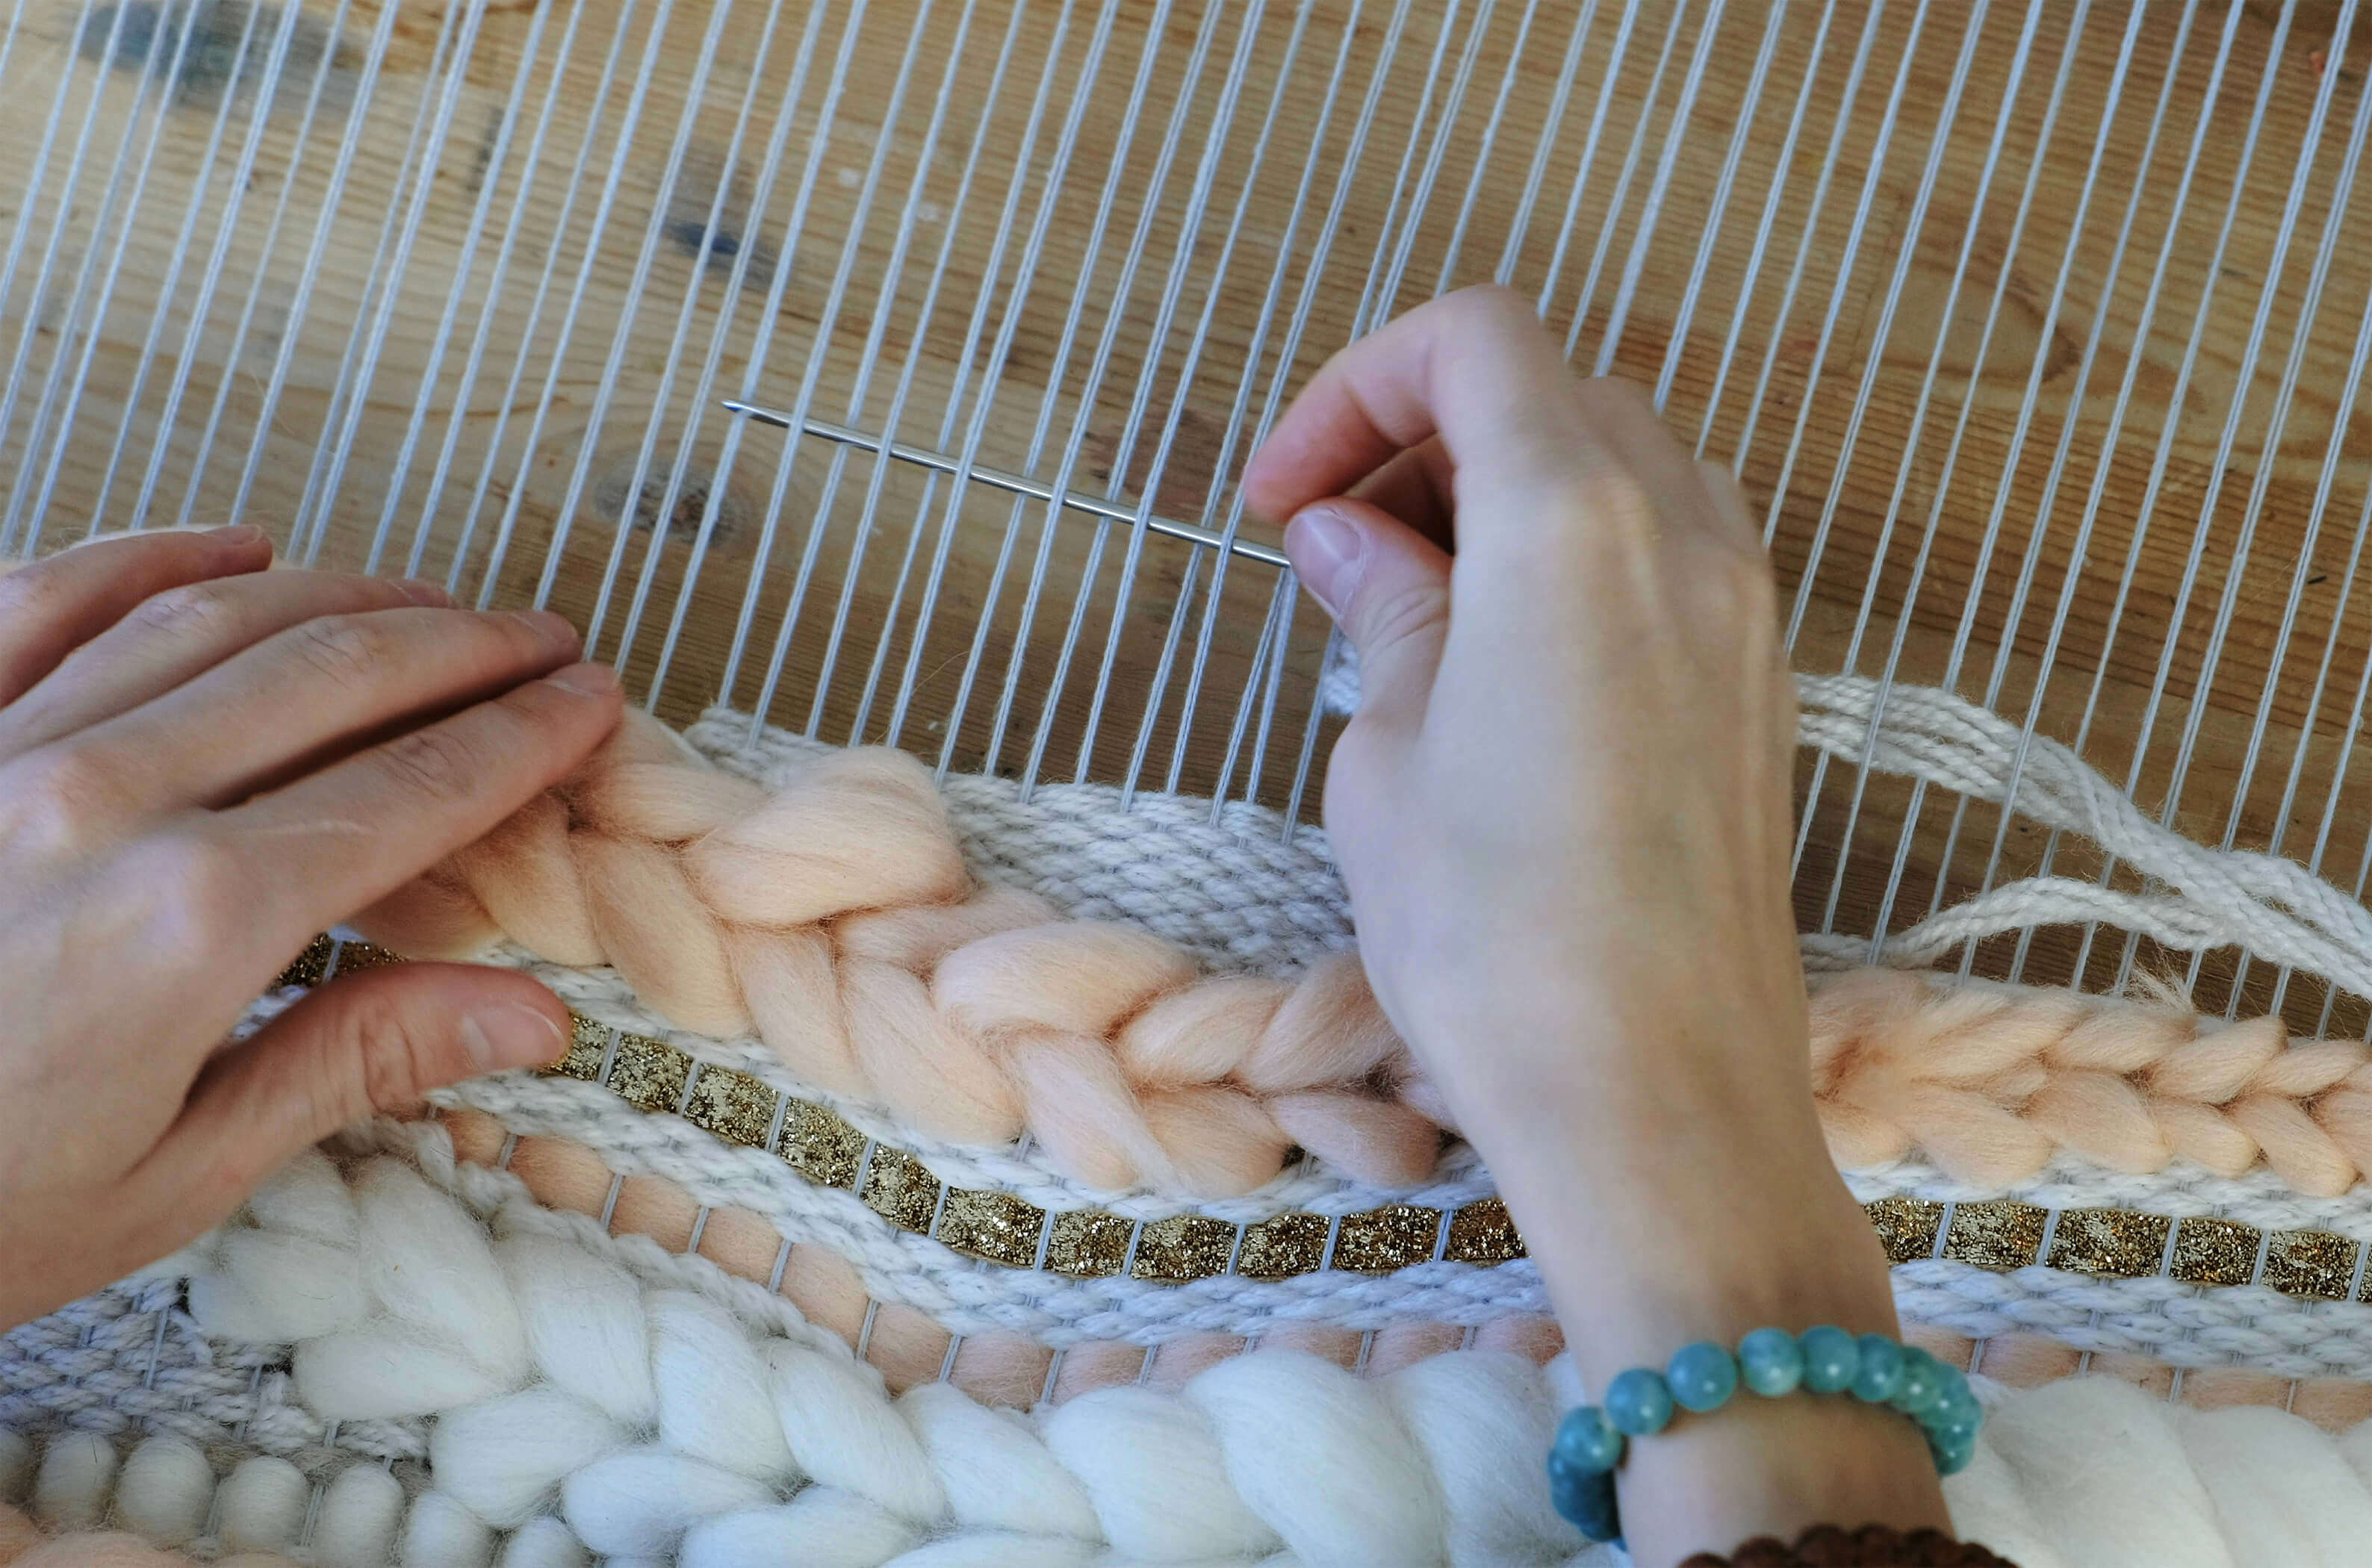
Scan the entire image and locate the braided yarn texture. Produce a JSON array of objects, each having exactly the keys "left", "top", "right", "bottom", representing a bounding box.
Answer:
[
  {"left": 383, "top": 673, "right": 2372, "bottom": 1225},
  {"left": 353, "top": 708, "right": 1443, "bottom": 1204},
  {"left": 1811, "top": 968, "right": 2372, "bottom": 1199},
  {"left": 16, "top": 1134, "right": 2372, "bottom": 1567}
]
